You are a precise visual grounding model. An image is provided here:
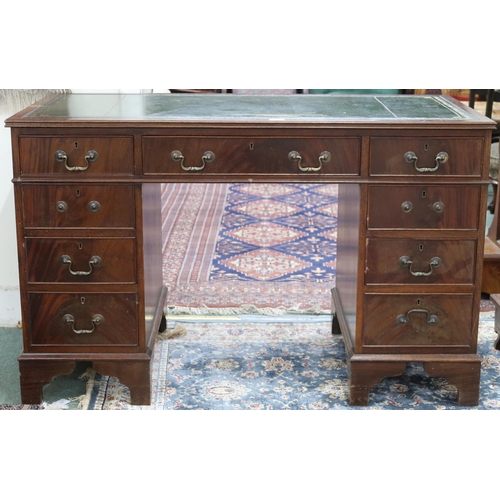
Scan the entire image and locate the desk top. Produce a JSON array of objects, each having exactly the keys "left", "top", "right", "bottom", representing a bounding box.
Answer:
[{"left": 5, "top": 93, "right": 496, "bottom": 128}]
